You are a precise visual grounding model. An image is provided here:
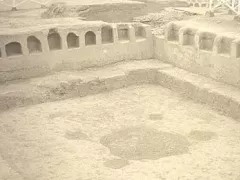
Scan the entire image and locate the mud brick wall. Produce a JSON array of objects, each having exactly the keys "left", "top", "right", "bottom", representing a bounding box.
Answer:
[
  {"left": 154, "top": 21, "right": 240, "bottom": 88},
  {"left": 0, "top": 22, "right": 153, "bottom": 82}
]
